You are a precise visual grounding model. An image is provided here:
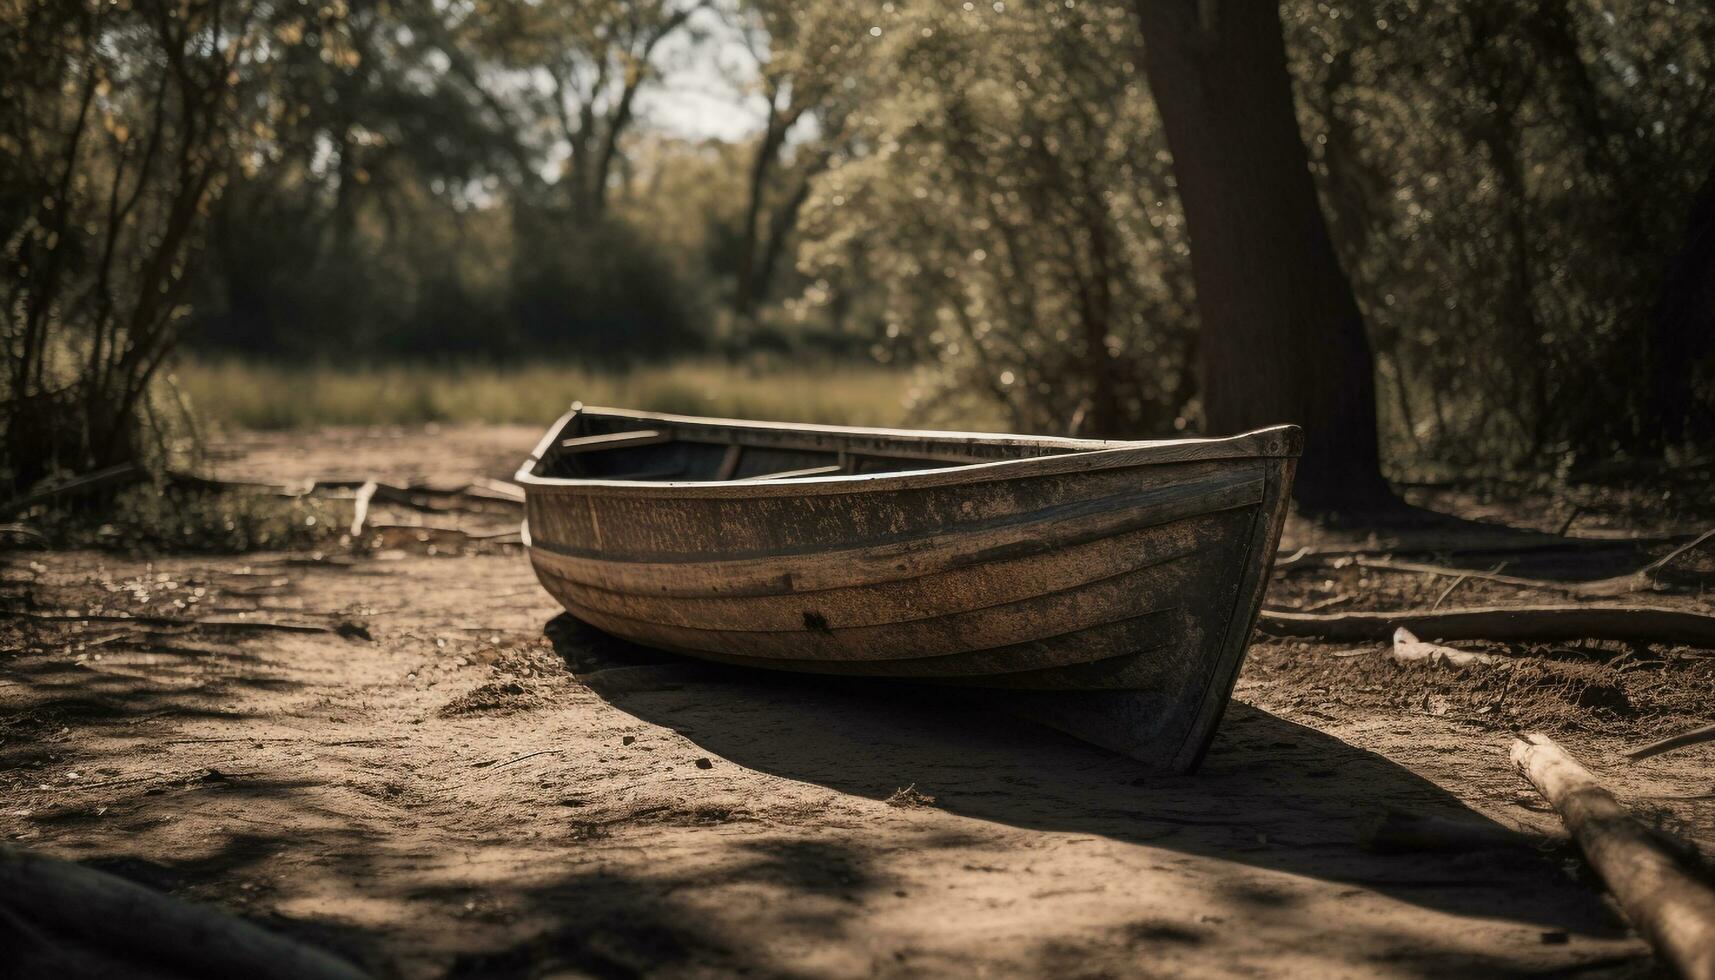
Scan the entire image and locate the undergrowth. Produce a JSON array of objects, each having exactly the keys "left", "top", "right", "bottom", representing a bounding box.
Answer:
[
  {"left": 20, "top": 483, "right": 345, "bottom": 554},
  {"left": 170, "top": 358, "right": 977, "bottom": 432}
]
